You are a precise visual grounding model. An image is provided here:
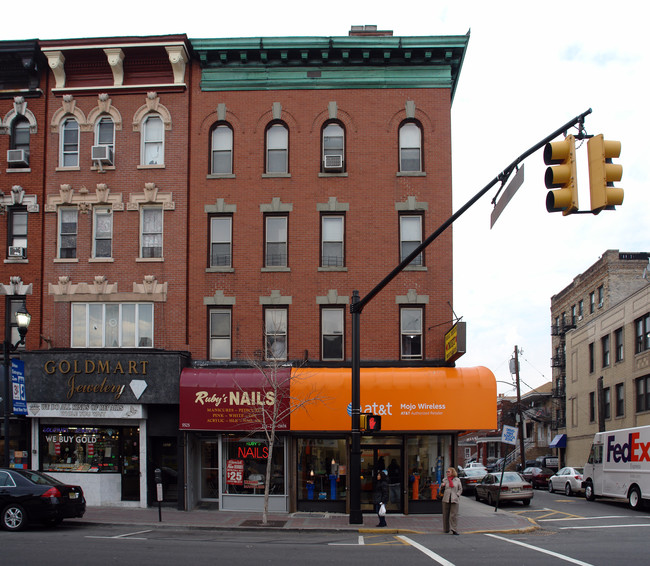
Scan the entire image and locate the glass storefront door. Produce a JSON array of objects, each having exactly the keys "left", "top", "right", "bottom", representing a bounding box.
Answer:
[
  {"left": 360, "top": 445, "right": 402, "bottom": 512},
  {"left": 121, "top": 427, "right": 140, "bottom": 501}
]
